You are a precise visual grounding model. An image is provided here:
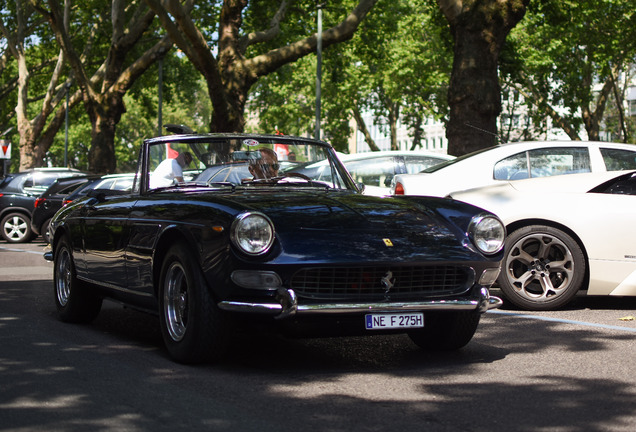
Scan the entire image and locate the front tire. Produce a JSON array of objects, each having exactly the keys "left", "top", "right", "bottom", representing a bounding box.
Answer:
[
  {"left": 54, "top": 237, "right": 102, "bottom": 323},
  {"left": 1, "top": 212, "right": 34, "bottom": 243},
  {"left": 158, "top": 243, "right": 230, "bottom": 364},
  {"left": 498, "top": 225, "right": 586, "bottom": 311},
  {"left": 408, "top": 310, "right": 481, "bottom": 351}
]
